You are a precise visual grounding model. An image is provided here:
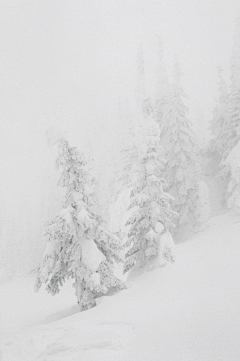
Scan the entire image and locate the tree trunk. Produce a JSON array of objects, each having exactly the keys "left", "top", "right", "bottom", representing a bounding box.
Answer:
[{"left": 75, "top": 277, "right": 96, "bottom": 311}]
